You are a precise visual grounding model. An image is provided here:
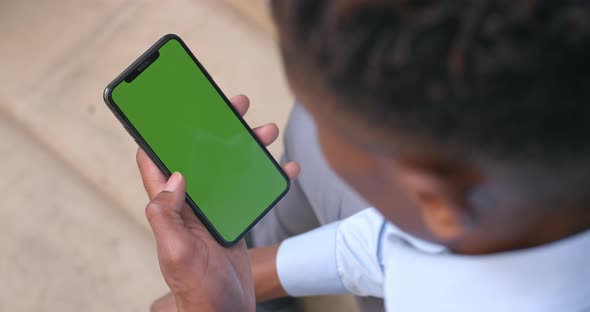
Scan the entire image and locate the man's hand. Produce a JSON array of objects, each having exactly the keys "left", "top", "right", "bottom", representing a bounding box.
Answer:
[
  {"left": 145, "top": 171, "right": 255, "bottom": 311},
  {"left": 138, "top": 95, "right": 300, "bottom": 312}
]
